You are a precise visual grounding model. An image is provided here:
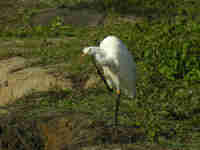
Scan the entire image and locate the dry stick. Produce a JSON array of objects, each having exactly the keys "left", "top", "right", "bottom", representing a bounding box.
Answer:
[{"left": 91, "top": 57, "right": 113, "bottom": 93}]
